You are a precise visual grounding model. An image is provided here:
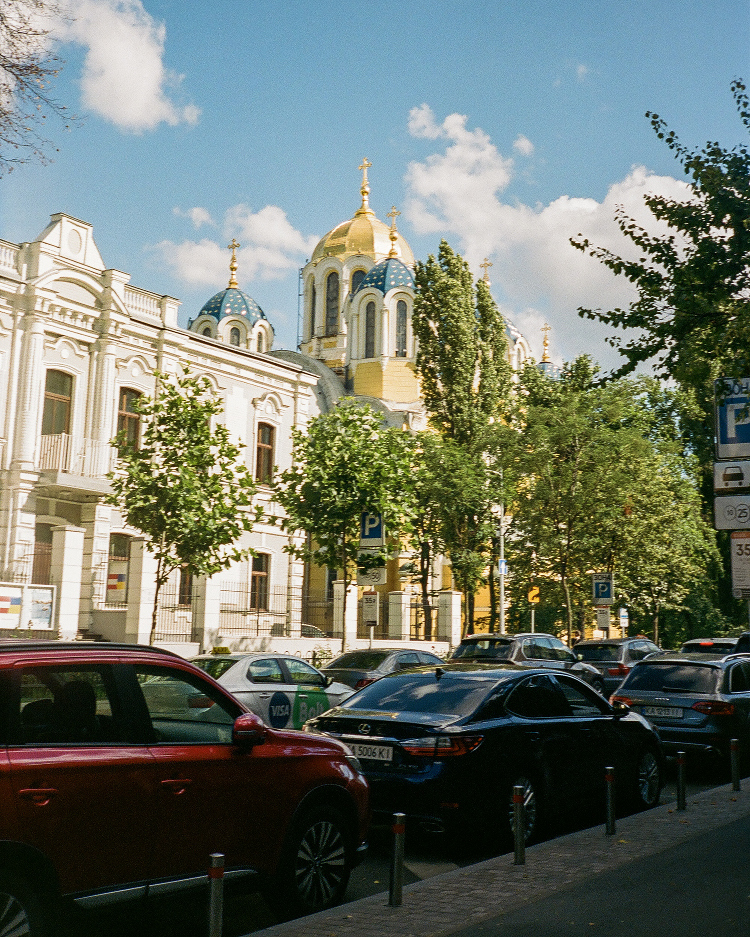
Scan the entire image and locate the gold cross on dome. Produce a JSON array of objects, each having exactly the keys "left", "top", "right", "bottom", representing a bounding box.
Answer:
[
  {"left": 227, "top": 239, "right": 240, "bottom": 288},
  {"left": 358, "top": 157, "right": 372, "bottom": 183},
  {"left": 387, "top": 205, "right": 401, "bottom": 228},
  {"left": 480, "top": 257, "right": 493, "bottom": 282},
  {"left": 541, "top": 322, "right": 551, "bottom": 362}
]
